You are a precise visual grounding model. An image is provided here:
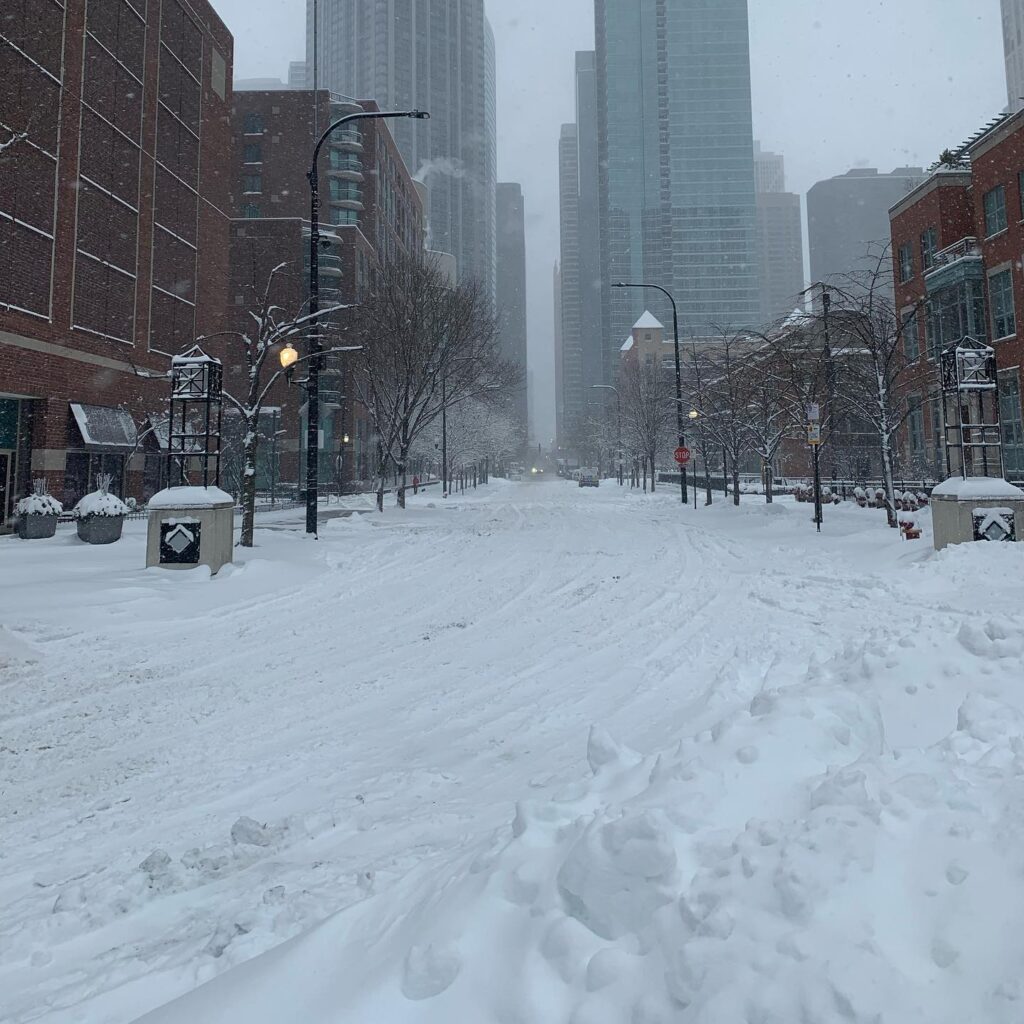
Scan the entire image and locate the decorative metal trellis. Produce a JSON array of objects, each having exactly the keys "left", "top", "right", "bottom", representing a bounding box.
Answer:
[
  {"left": 940, "top": 335, "right": 1003, "bottom": 480},
  {"left": 167, "top": 346, "right": 223, "bottom": 488}
]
